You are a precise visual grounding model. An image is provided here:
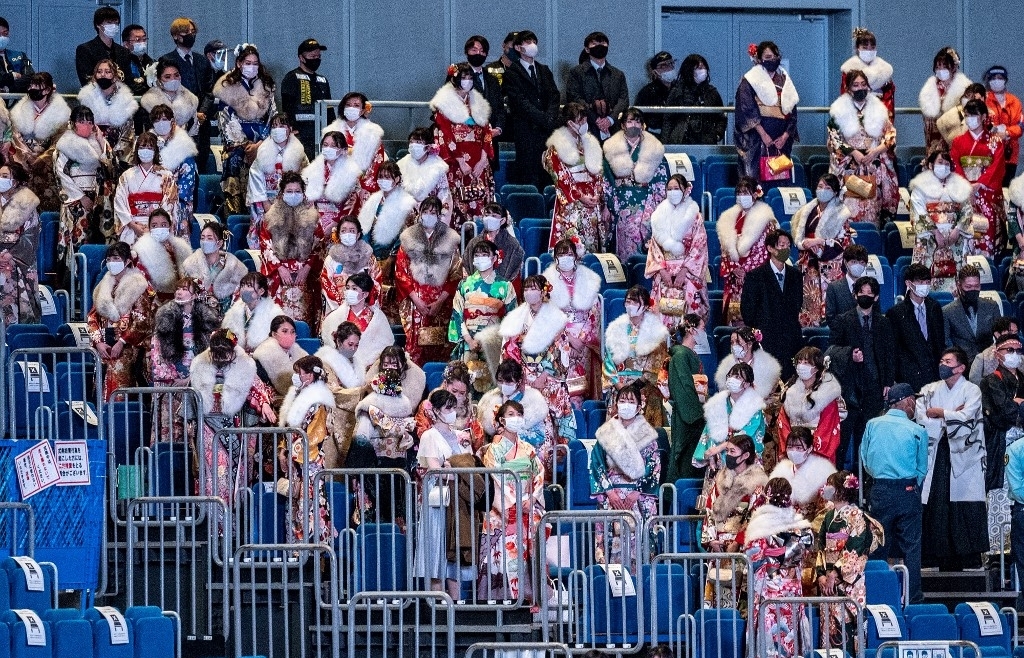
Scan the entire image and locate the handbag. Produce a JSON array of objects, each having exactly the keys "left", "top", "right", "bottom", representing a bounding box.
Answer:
[
  {"left": 658, "top": 296, "right": 689, "bottom": 316},
  {"left": 759, "top": 146, "right": 793, "bottom": 181},
  {"left": 844, "top": 173, "right": 877, "bottom": 199},
  {"left": 418, "top": 325, "right": 448, "bottom": 346},
  {"left": 427, "top": 482, "right": 451, "bottom": 507},
  {"left": 566, "top": 375, "right": 588, "bottom": 397},
  {"left": 693, "top": 373, "right": 709, "bottom": 404},
  {"left": 453, "top": 182, "right": 489, "bottom": 204}
]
